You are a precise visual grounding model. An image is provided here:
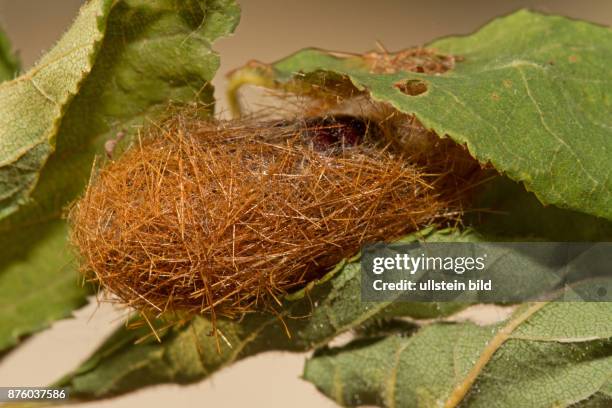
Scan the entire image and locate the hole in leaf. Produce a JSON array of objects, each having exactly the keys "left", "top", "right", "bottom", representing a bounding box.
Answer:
[{"left": 395, "top": 79, "right": 428, "bottom": 96}]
